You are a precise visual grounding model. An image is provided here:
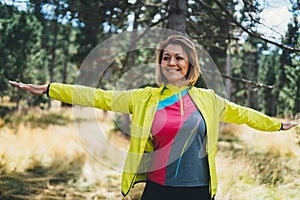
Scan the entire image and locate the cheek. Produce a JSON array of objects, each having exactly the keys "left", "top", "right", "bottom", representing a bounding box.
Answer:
[
  {"left": 161, "top": 60, "right": 168, "bottom": 68},
  {"left": 181, "top": 62, "right": 189, "bottom": 75},
  {"left": 182, "top": 68, "right": 189, "bottom": 77},
  {"left": 160, "top": 64, "right": 166, "bottom": 75}
]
